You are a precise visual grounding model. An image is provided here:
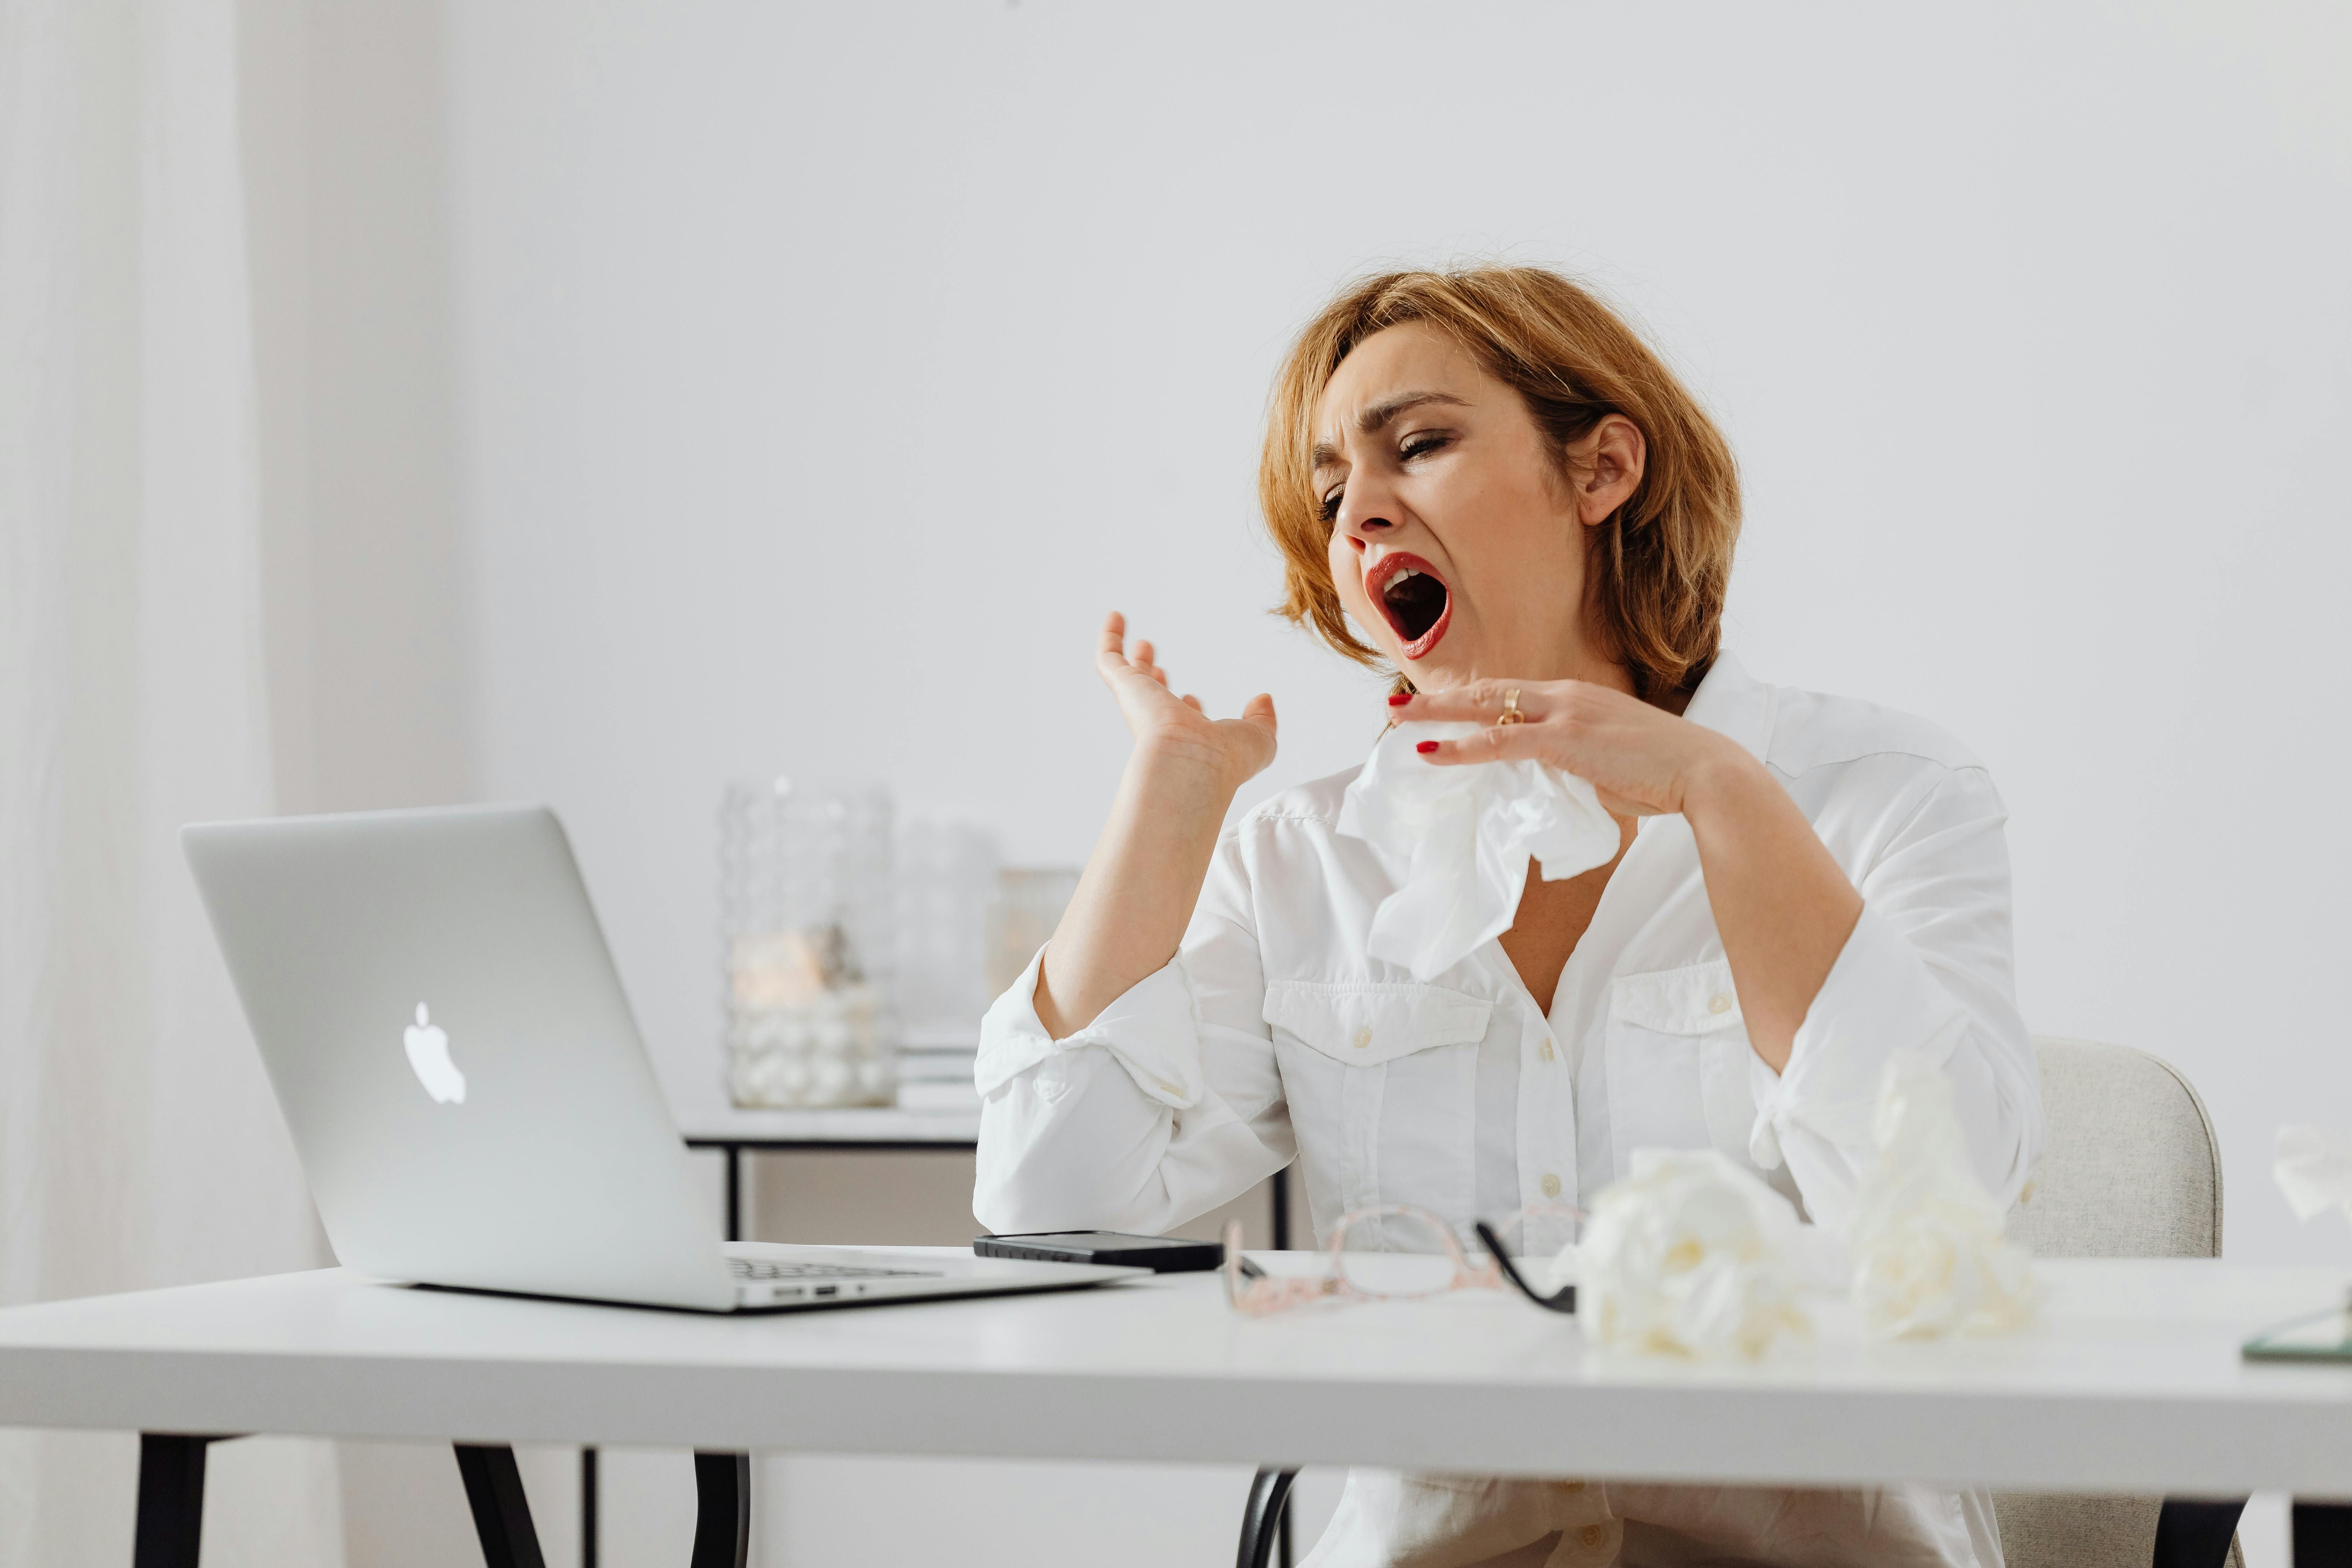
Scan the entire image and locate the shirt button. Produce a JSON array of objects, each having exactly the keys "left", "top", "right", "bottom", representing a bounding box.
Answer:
[
  {"left": 1580, "top": 1524, "right": 1606, "bottom": 1548},
  {"left": 1541, "top": 1172, "right": 1562, "bottom": 1199},
  {"left": 1538, "top": 1037, "right": 1556, "bottom": 1063},
  {"left": 1351, "top": 1026, "right": 1373, "bottom": 1050},
  {"left": 1708, "top": 992, "right": 1733, "bottom": 1015}
]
